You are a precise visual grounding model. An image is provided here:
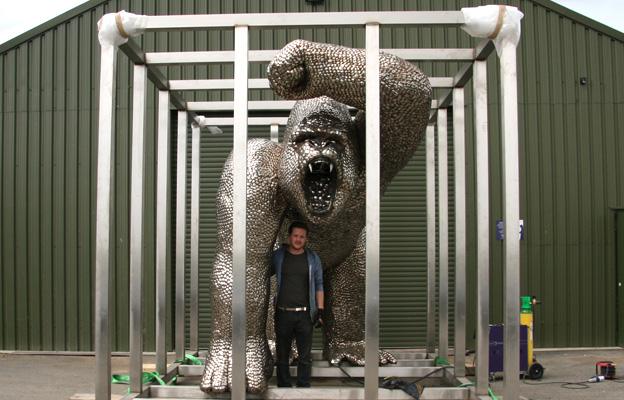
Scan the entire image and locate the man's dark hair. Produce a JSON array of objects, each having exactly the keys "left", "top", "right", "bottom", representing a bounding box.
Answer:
[{"left": 288, "top": 221, "right": 309, "bottom": 235}]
